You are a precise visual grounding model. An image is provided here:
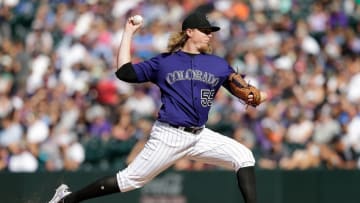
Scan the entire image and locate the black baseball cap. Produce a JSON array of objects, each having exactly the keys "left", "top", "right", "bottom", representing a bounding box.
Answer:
[{"left": 182, "top": 12, "right": 220, "bottom": 32}]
